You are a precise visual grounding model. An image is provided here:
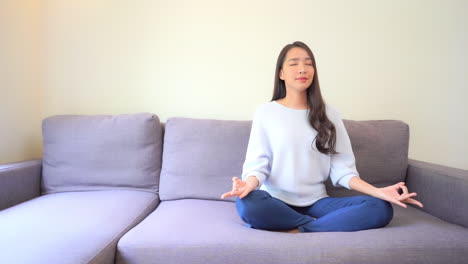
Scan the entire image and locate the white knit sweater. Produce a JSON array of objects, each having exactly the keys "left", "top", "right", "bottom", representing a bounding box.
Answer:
[{"left": 241, "top": 101, "right": 360, "bottom": 206}]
